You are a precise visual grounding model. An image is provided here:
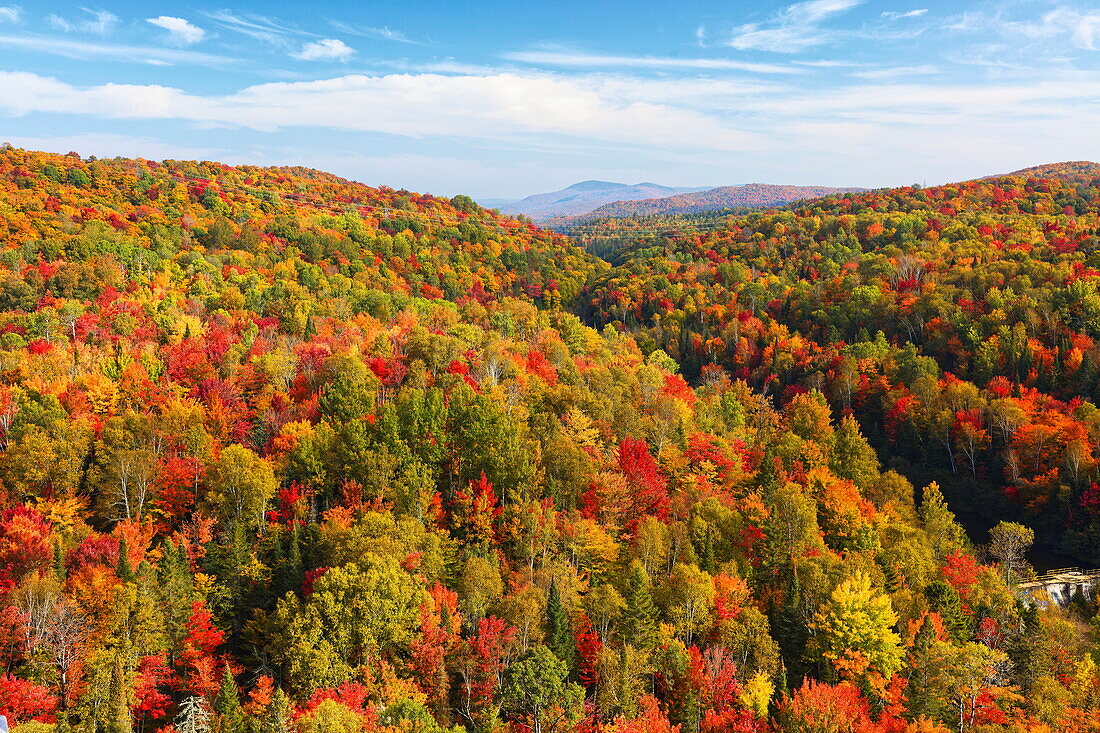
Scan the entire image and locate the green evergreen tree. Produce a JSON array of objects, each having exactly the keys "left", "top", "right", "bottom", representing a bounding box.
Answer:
[
  {"left": 545, "top": 579, "right": 574, "bottom": 669},
  {"left": 262, "top": 688, "right": 292, "bottom": 733},
  {"left": 117, "top": 534, "right": 134, "bottom": 583},
  {"left": 107, "top": 653, "right": 134, "bottom": 733},
  {"left": 925, "top": 580, "right": 970, "bottom": 642},
  {"left": 214, "top": 665, "right": 247, "bottom": 733},
  {"left": 622, "top": 561, "right": 658, "bottom": 649}
]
